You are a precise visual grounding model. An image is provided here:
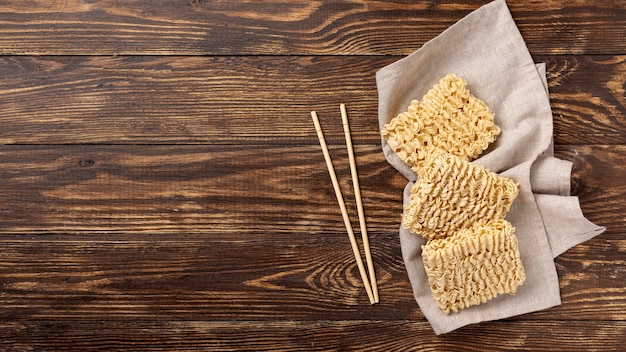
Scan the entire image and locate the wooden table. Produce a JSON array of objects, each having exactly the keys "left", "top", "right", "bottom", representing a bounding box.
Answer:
[{"left": 1, "top": 1, "right": 624, "bottom": 350}]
